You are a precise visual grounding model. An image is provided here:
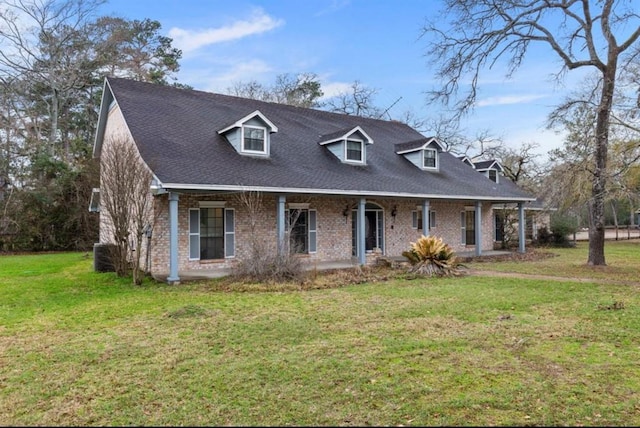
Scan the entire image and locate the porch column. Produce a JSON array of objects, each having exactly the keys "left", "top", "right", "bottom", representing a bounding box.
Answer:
[
  {"left": 422, "top": 200, "right": 430, "bottom": 236},
  {"left": 475, "top": 200, "right": 482, "bottom": 256},
  {"left": 518, "top": 202, "right": 526, "bottom": 253},
  {"left": 167, "top": 192, "right": 180, "bottom": 283},
  {"left": 358, "top": 198, "right": 366, "bottom": 265},
  {"left": 276, "top": 195, "right": 286, "bottom": 255}
]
